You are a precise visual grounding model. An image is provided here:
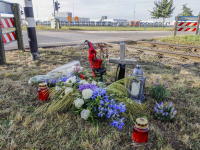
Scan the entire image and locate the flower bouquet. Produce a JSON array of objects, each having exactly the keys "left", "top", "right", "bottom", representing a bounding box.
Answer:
[
  {"left": 84, "top": 40, "right": 108, "bottom": 82},
  {"left": 35, "top": 67, "right": 126, "bottom": 130}
]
